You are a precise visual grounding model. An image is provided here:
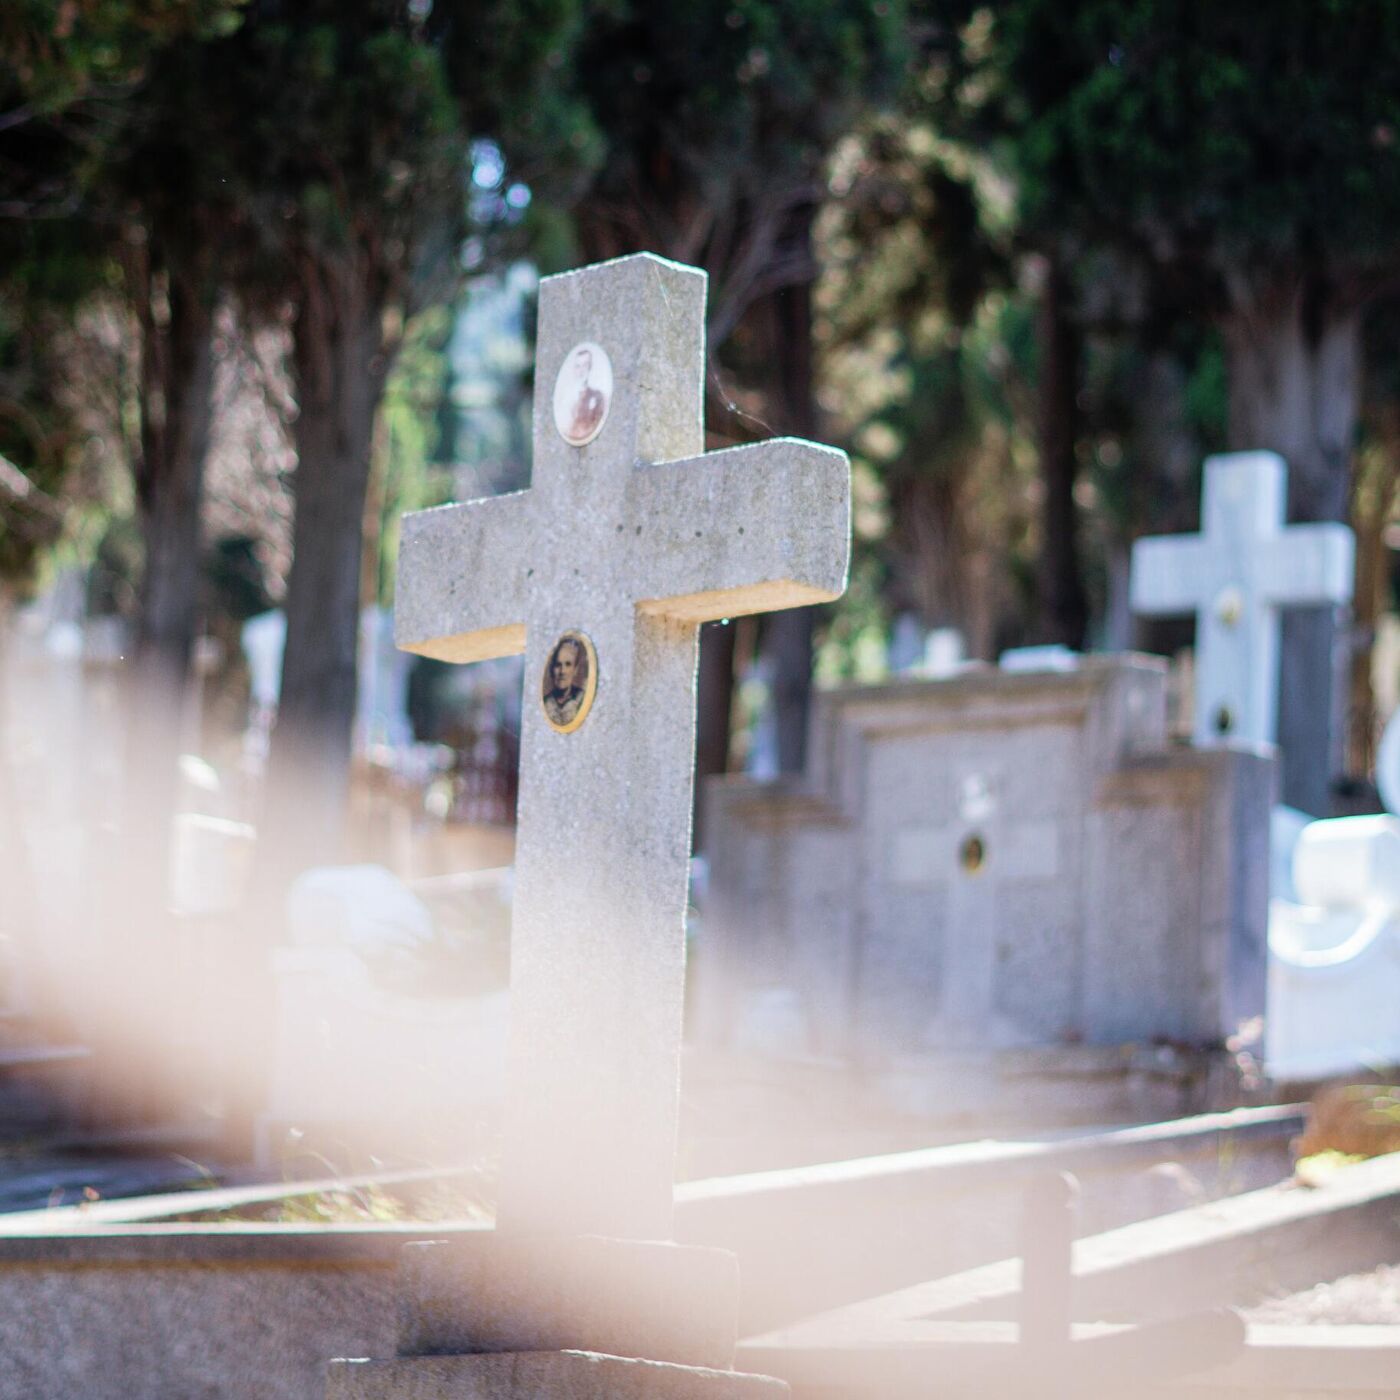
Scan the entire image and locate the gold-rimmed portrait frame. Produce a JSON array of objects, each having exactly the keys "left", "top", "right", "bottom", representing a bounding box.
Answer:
[{"left": 541, "top": 630, "right": 598, "bottom": 734}]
